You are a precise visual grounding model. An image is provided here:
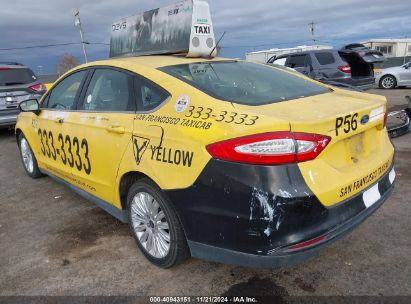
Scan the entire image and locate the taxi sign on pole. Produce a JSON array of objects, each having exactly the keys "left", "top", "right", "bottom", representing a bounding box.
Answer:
[{"left": 109, "top": 0, "right": 216, "bottom": 58}]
